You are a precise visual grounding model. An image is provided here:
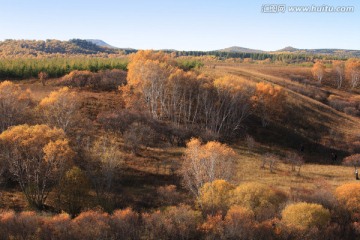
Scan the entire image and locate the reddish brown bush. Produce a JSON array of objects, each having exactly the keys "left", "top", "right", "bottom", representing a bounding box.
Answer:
[
  {"left": 157, "top": 185, "right": 181, "bottom": 205},
  {"left": 123, "top": 122, "right": 157, "bottom": 154},
  {"left": 199, "top": 214, "right": 225, "bottom": 240},
  {"left": 224, "top": 205, "right": 255, "bottom": 240},
  {"left": 39, "top": 213, "right": 73, "bottom": 240},
  {"left": 71, "top": 211, "right": 111, "bottom": 240},
  {"left": 109, "top": 208, "right": 141, "bottom": 240},
  {"left": 58, "top": 69, "right": 126, "bottom": 90},
  {"left": 343, "top": 154, "right": 360, "bottom": 170},
  {"left": 142, "top": 205, "right": 201, "bottom": 240}
]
